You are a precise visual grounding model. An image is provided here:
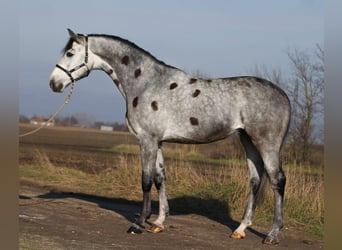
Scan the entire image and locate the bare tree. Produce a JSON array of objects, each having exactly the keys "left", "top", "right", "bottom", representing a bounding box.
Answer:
[
  {"left": 286, "top": 45, "right": 324, "bottom": 163},
  {"left": 248, "top": 45, "right": 324, "bottom": 164}
]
